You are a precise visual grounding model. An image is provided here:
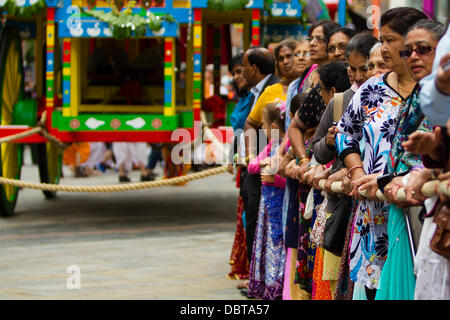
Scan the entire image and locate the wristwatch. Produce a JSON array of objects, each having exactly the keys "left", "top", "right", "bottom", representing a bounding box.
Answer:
[{"left": 376, "top": 170, "right": 409, "bottom": 193}]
